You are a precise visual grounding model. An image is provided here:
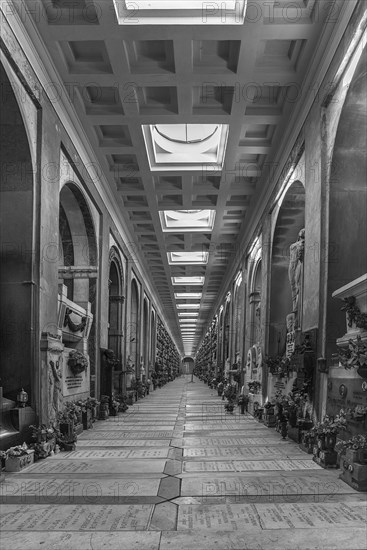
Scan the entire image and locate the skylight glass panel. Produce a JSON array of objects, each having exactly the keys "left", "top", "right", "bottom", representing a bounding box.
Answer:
[
  {"left": 143, "top": 124, "right": 229, "bottom": 170},
  {"left": 114, "top": 1, "right": 247, "bottom": 26},
  {"left": 172, "top": 276, "right": 204, "bottom": 285},
  {"left": 178, "top": 312, "right": 199, "bottom": 317},
  {"left": 176, "top": 304, "right": 200, "bottom": 309},
  {"left": 160, "top": 210, "right": 215, "bottom": 232},
  {"left": 168, "top": 251, "right": 208, "bottom": 265},
  {"left": 175, "top": 293, "right": 202, "bottom": 299}
]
